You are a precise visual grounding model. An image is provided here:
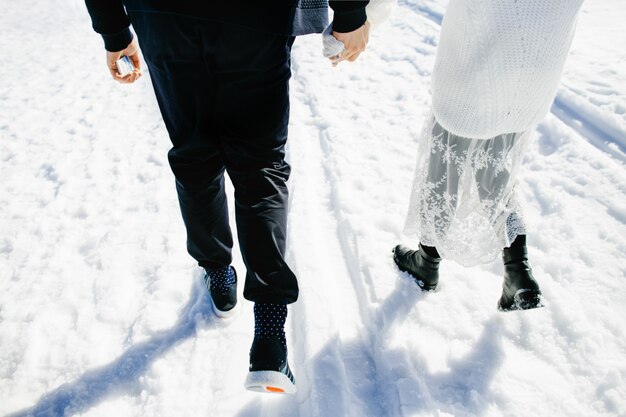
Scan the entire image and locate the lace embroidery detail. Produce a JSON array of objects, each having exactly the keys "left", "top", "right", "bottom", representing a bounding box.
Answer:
[{"left": 404, "top": 113, "right": 531, "bottom": 266}]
